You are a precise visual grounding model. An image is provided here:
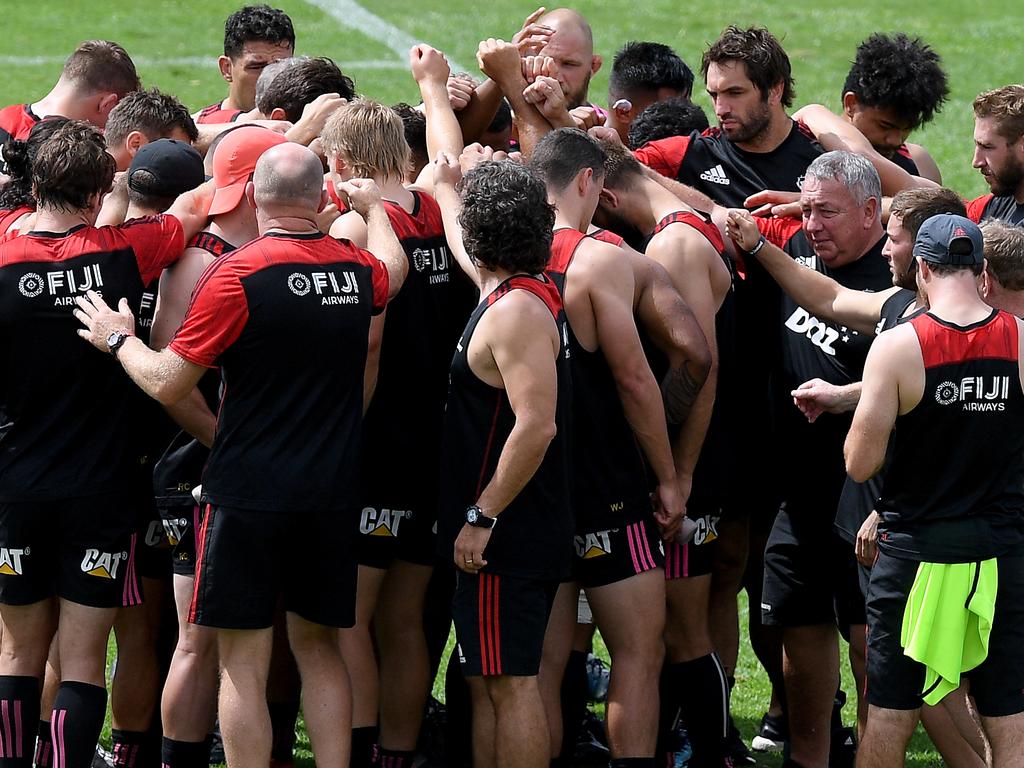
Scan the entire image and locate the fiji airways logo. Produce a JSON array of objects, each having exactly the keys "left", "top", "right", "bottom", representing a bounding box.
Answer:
[
  {"left": 18, "top": 265, "right": 104, "bottom": 305},
  {"left": 287, "top": 271, "right": 361, "bottom": 306},
  {"left": 699, "top": 164, "right": 731, "bottom": 186},
  {"left": 411, "top": 246, "right": 451, "bottom": 284},
  {"left": 80, "top": 549, "right": 127, "bottom": 579},
  {"left": 935, "top": 376, "right": 1010, "bottom": 411}
]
